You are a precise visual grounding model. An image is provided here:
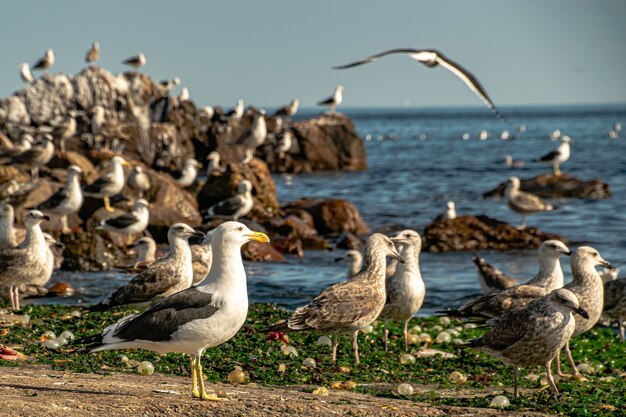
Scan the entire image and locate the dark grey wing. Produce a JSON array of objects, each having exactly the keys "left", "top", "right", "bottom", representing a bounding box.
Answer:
[
  {"left": 479, "top": 307, "right": 533, "bottom": 350},
  {"left": 83, "top": 176, "right": 112, "bottom": 194},
  {"left": 604, "top": 279, "right": 626, "bottom": 312},
  {"left": 37, "top": 188, "right": 68, "bottom": 210},
  {"left": 473, "top": 255, "right": 517, "bottom": 292},
  {"left": 539, "top": 150, "right": 560, "bottom": 162},
  {"left": 104, "top": 212, "right": 139, "bottom": 229},
  {"left": 32, "top": 57, "right": 47, "bottom": 70},
  {"left": 10, "top": 148, "right": 40, "bottom": 165},
  {"left": 273, "top": 105, "right": 289, "bottom": 116},
  {"left": 113, "top": 287, "right": 218, "bottom": 342},
  {"left": 122, "top": 56, "right": 139, "bottom": 65},
  {"left": 333, "top": 48, "right": 424, "bottom": 69},
  {"left": 209, "top": 195, "right": 243, "bottom": 216},
  {"left": 108, "top": 259, "right": 179, "bottom": 306}
]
